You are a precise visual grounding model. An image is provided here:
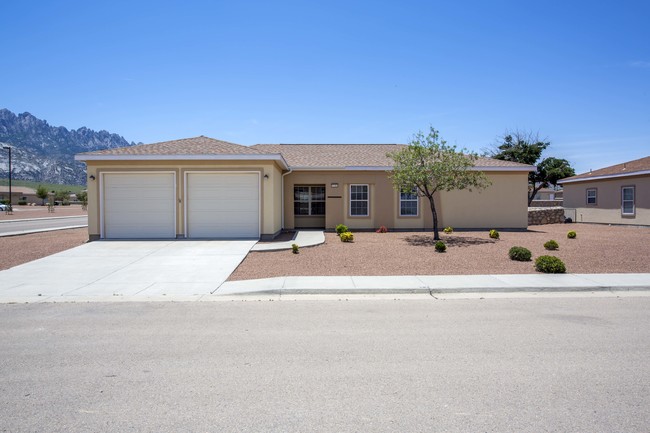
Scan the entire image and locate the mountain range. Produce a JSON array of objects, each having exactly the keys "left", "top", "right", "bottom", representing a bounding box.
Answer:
[{"left": 0, "top": 108, "right": 137, "bottom": 185}]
